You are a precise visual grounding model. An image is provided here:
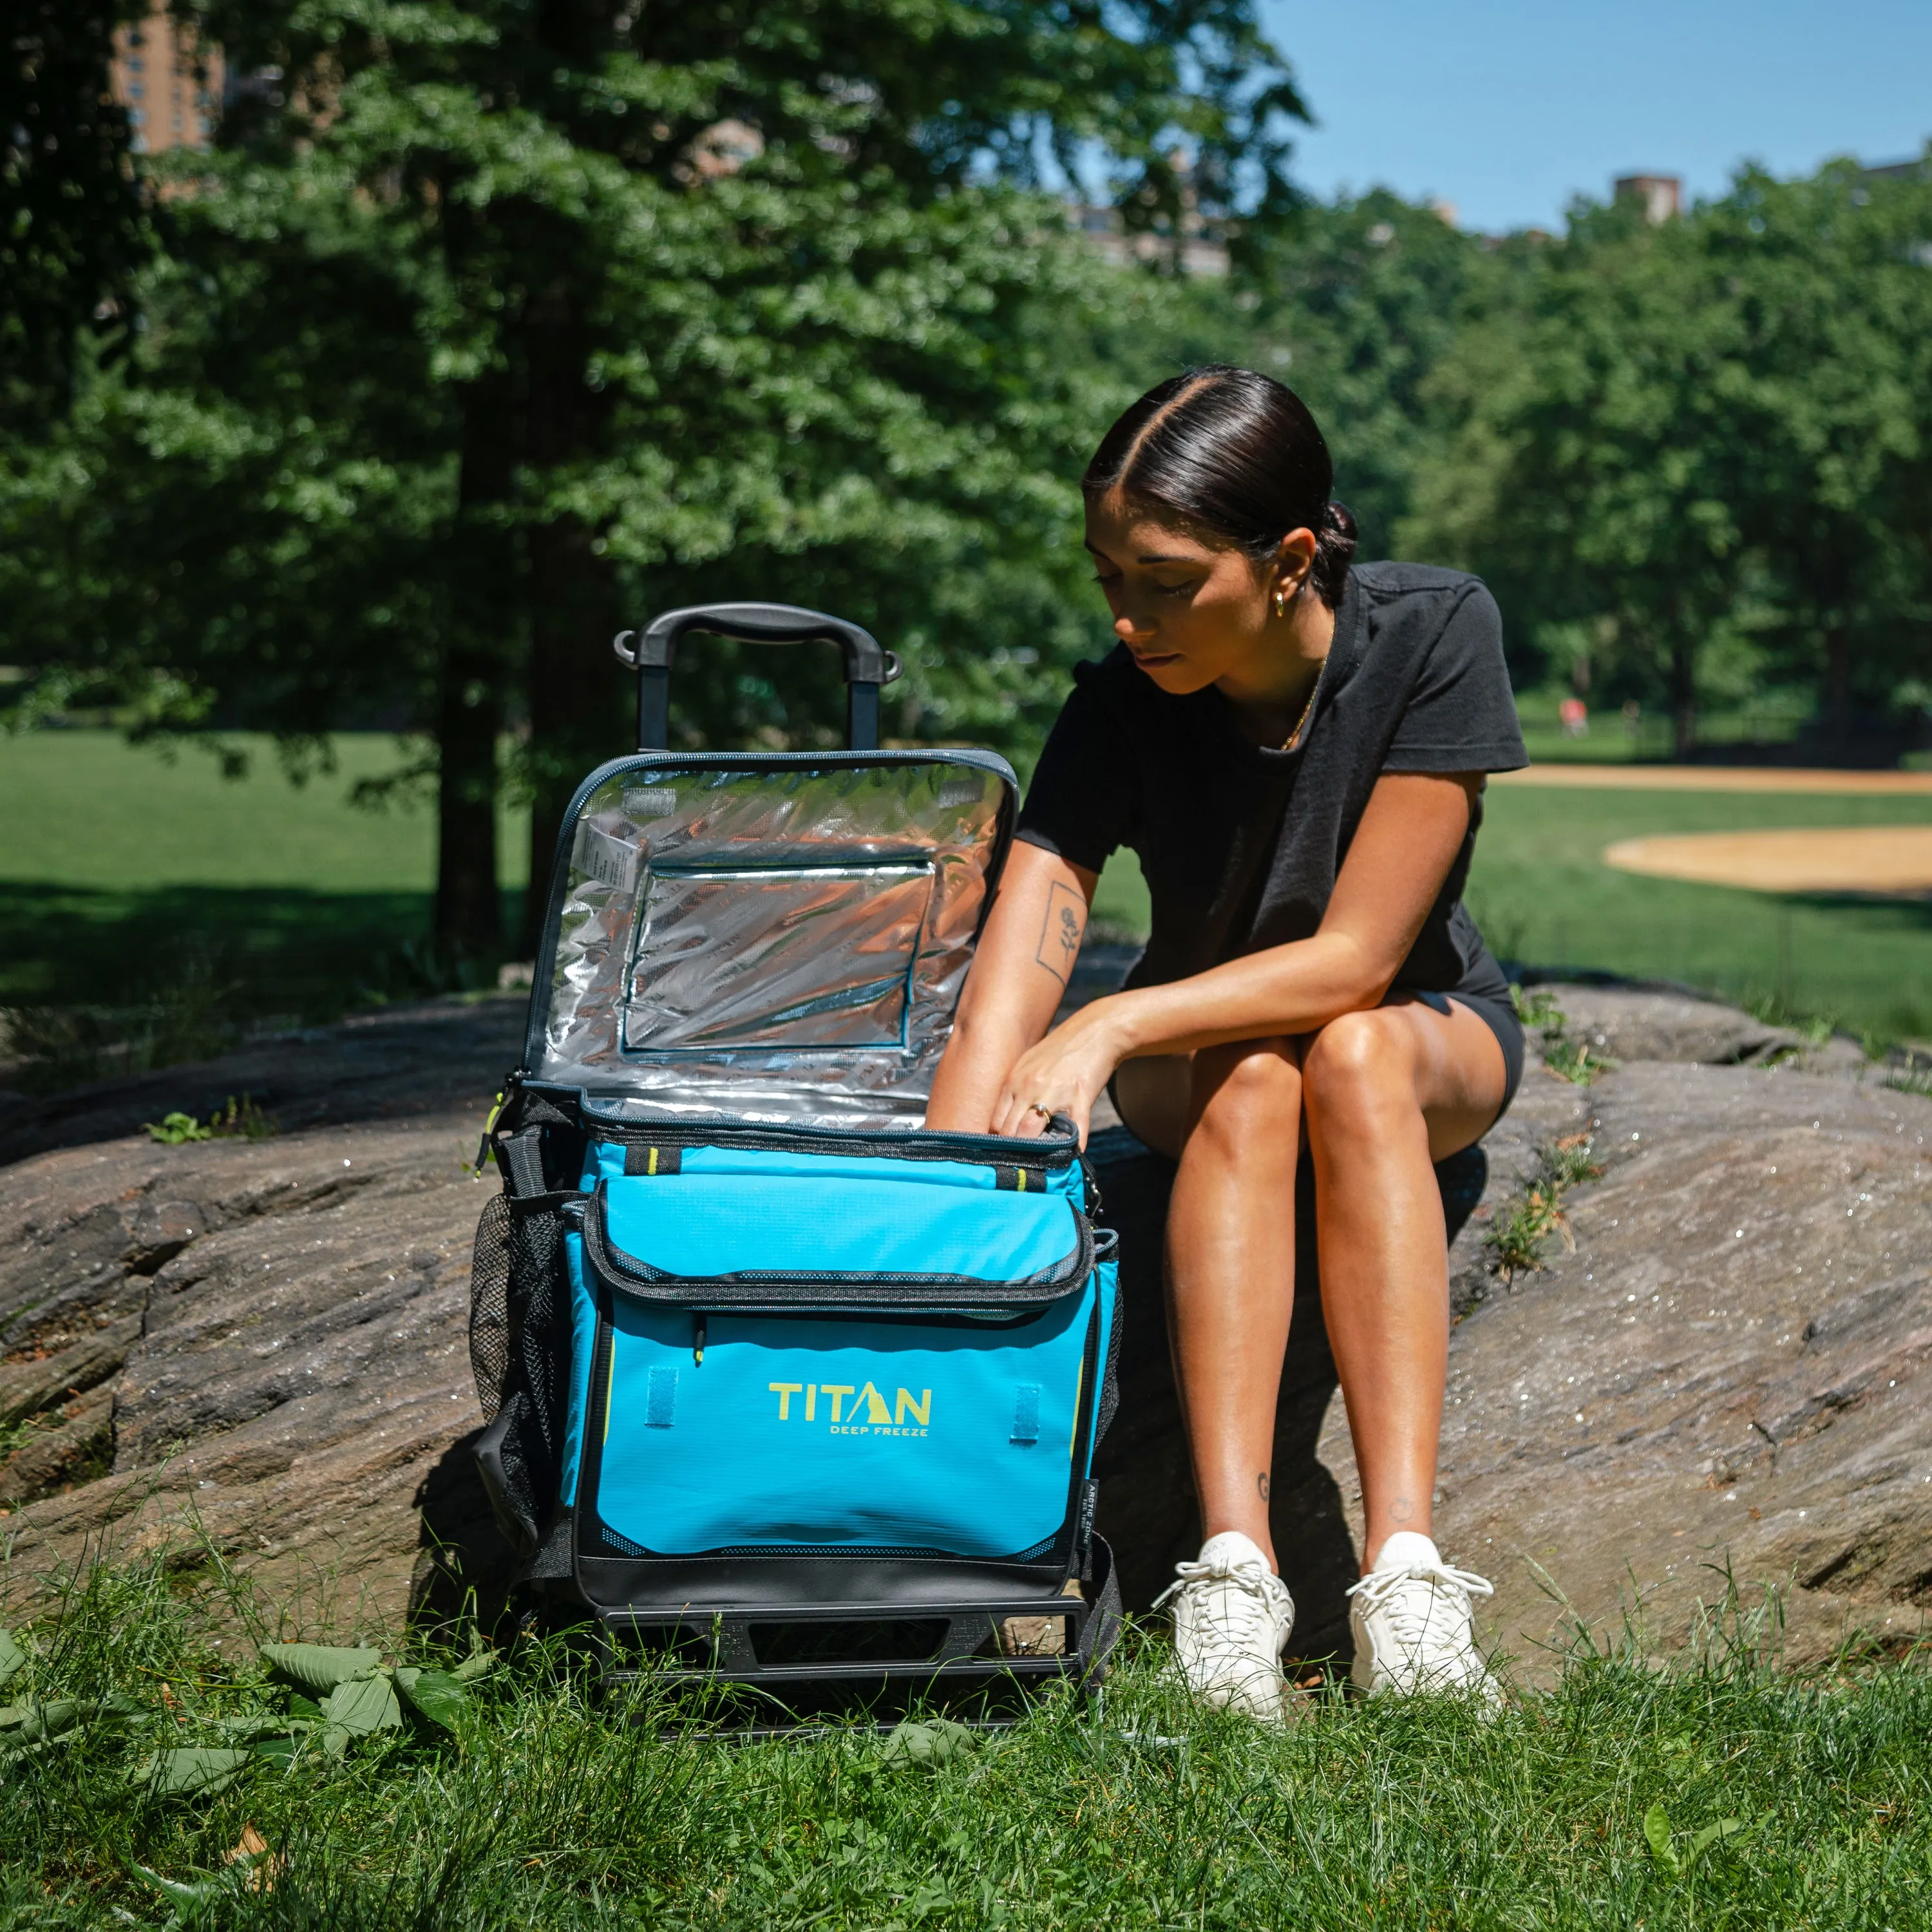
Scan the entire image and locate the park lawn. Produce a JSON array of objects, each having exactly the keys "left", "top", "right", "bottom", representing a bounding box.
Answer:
[
  {"left": 4, "top": 729, "right": 1929, "bottom": 1046},
  {"left": 0, "top": 730, "right": 529, "bottom": 1018},
  {"left": 2, "top": 1555, "right": 1927, "bottom": 1929}
]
